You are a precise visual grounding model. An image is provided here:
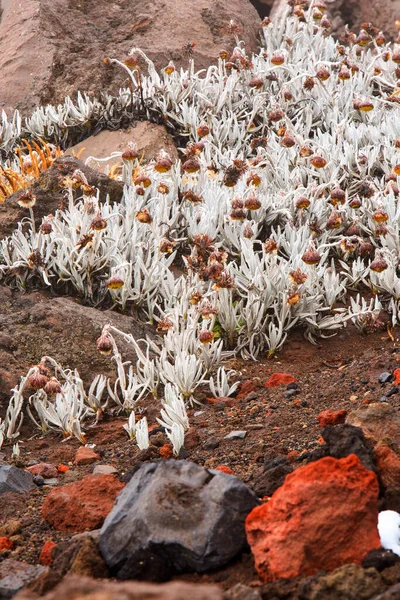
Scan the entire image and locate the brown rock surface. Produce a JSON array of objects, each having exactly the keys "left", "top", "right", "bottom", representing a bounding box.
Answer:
[
  {"left": 67, "top": 122, "right": 178, "bottom": 174},
  {"left": 270, "top": 0, "right": 400, "bottom": 40},
  {"left": 0, "top": 0, "right": 260, "bottom": 115},
  {"left": 51, "top": 534, "right": 109, "bottom": 578},
  {"left": 0, "top": 156, "right": 123, "bottom": 240},
  {"left": 74, "top": 447, "right": 100, "bottom": 466},
  {"left": 26, "top": 464, "right": 58, "bottom": 479},
  {"left": 14, "top": 574, "right": 223, "bottom": 600},
  {"left": 0, "top": 285, "right": 153, "bottom": 403},
  {"left": 41, "top": 474, "right": 125, "bottom": 533},
  {"left": 346, "top": 403, "right": 400, "bottom": 451}
]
